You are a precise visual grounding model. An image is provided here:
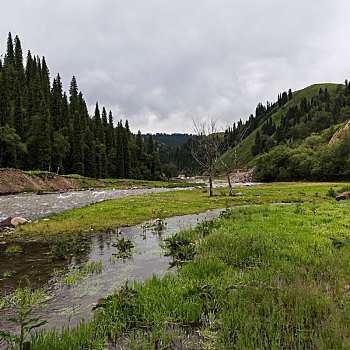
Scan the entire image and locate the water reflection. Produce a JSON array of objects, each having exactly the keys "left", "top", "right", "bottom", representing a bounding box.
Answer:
[{"left": 0, "top": 209, "right": 223, "bottom": 340}]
